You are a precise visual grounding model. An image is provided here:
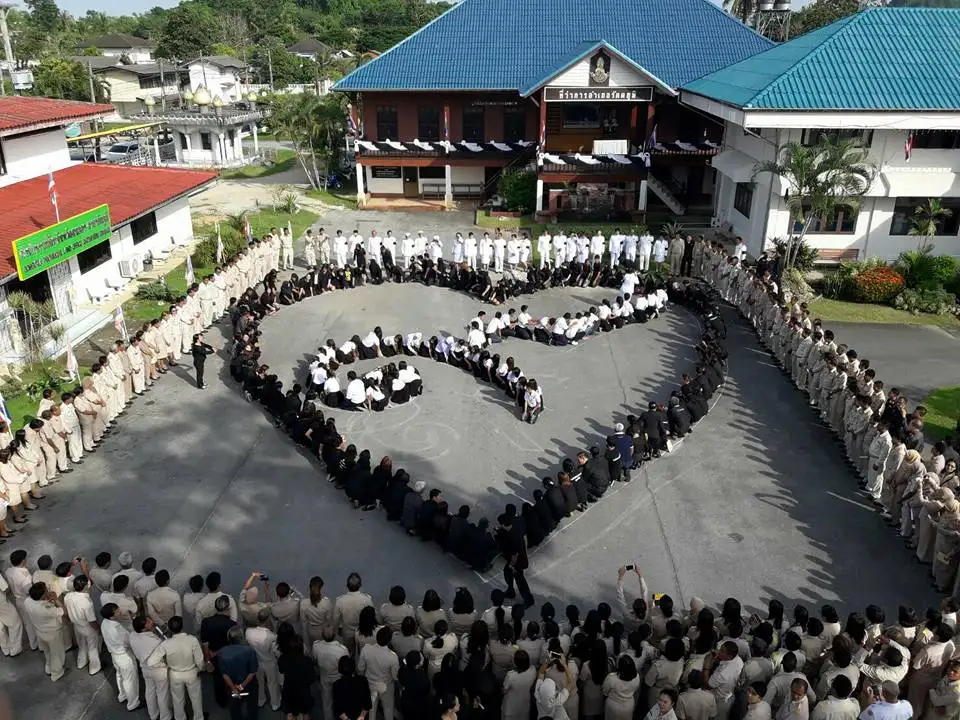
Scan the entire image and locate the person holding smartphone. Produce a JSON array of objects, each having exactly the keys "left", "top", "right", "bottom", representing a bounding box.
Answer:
[
  {"left": 190, "top": 334, "right": 215, "bottom": 390},
  {"left": 536, "top": 656, "right": 574, "bottom": 719}
]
